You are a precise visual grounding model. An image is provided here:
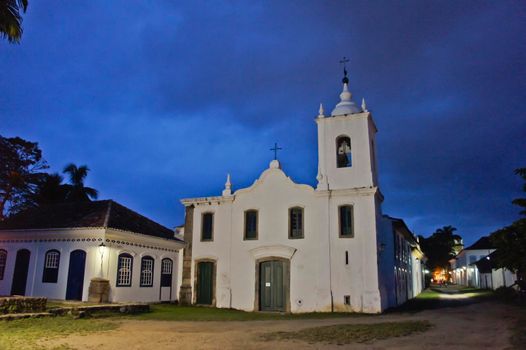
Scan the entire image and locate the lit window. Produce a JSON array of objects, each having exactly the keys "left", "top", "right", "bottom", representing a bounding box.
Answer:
[
  {"left": 201, "top": 213, "right": 214, "bottom": 241},
  {"left": 244, "top": 210, "right": 258, "bottom": 240},
  {"left": 42, "top": 250, "right": 60, "bottom": 283},
  {"left": 0, "top": 250, "right": 6, "bottom": 280},
  {"left": 336, "top": 136, "right": 352, "bottom": 168},
  {"left": 140, "top": 256, "right": 154, "bottom": 287},
  {"left": 117, "top": 253, "right": 133, "bottom": 287},
  {"left": 339, "top": 205, "right": 354, "bottom": 237},
  {"left": 289, "top": 207, "right": 304, "bottom": 239}
]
